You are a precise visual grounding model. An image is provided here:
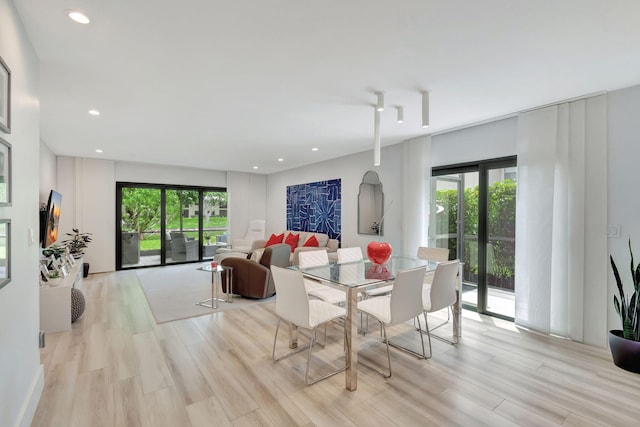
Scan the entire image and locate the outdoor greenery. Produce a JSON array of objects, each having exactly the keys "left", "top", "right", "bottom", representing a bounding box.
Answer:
[
  {"left": 121, "top": 187, "right": 228, "bottom": 252},
  {"left": 435, "top": 179, "right": 516, "bottom": 289}
]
